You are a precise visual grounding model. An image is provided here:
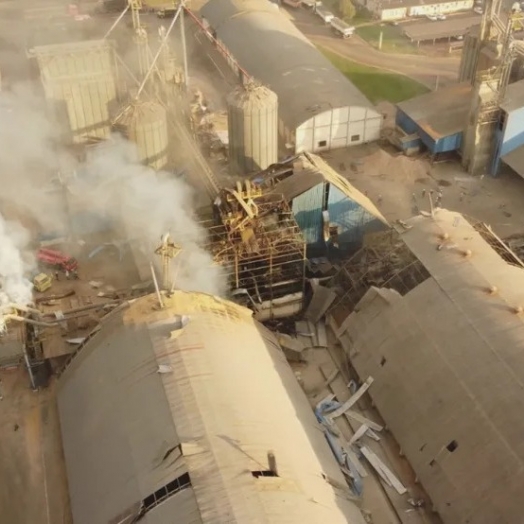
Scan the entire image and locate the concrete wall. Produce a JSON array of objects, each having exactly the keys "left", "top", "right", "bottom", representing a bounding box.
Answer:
[
  {"left": 408, "top": 0, "right": 473, "bottom": 15},
  {"left": 372, "top": 0, "right": 473, "bottom": 20}
]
